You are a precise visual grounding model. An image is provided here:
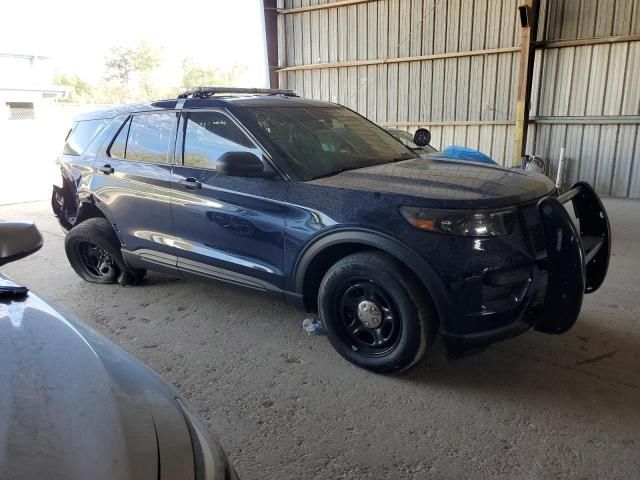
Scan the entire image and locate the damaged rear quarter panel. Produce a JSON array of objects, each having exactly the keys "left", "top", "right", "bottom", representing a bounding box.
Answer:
[
  {"left": 53, "top": 117, "right": 124, "bottom": 229},
  {"left": 53, "top": 154, "right": 94, "bottom": 230}
]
